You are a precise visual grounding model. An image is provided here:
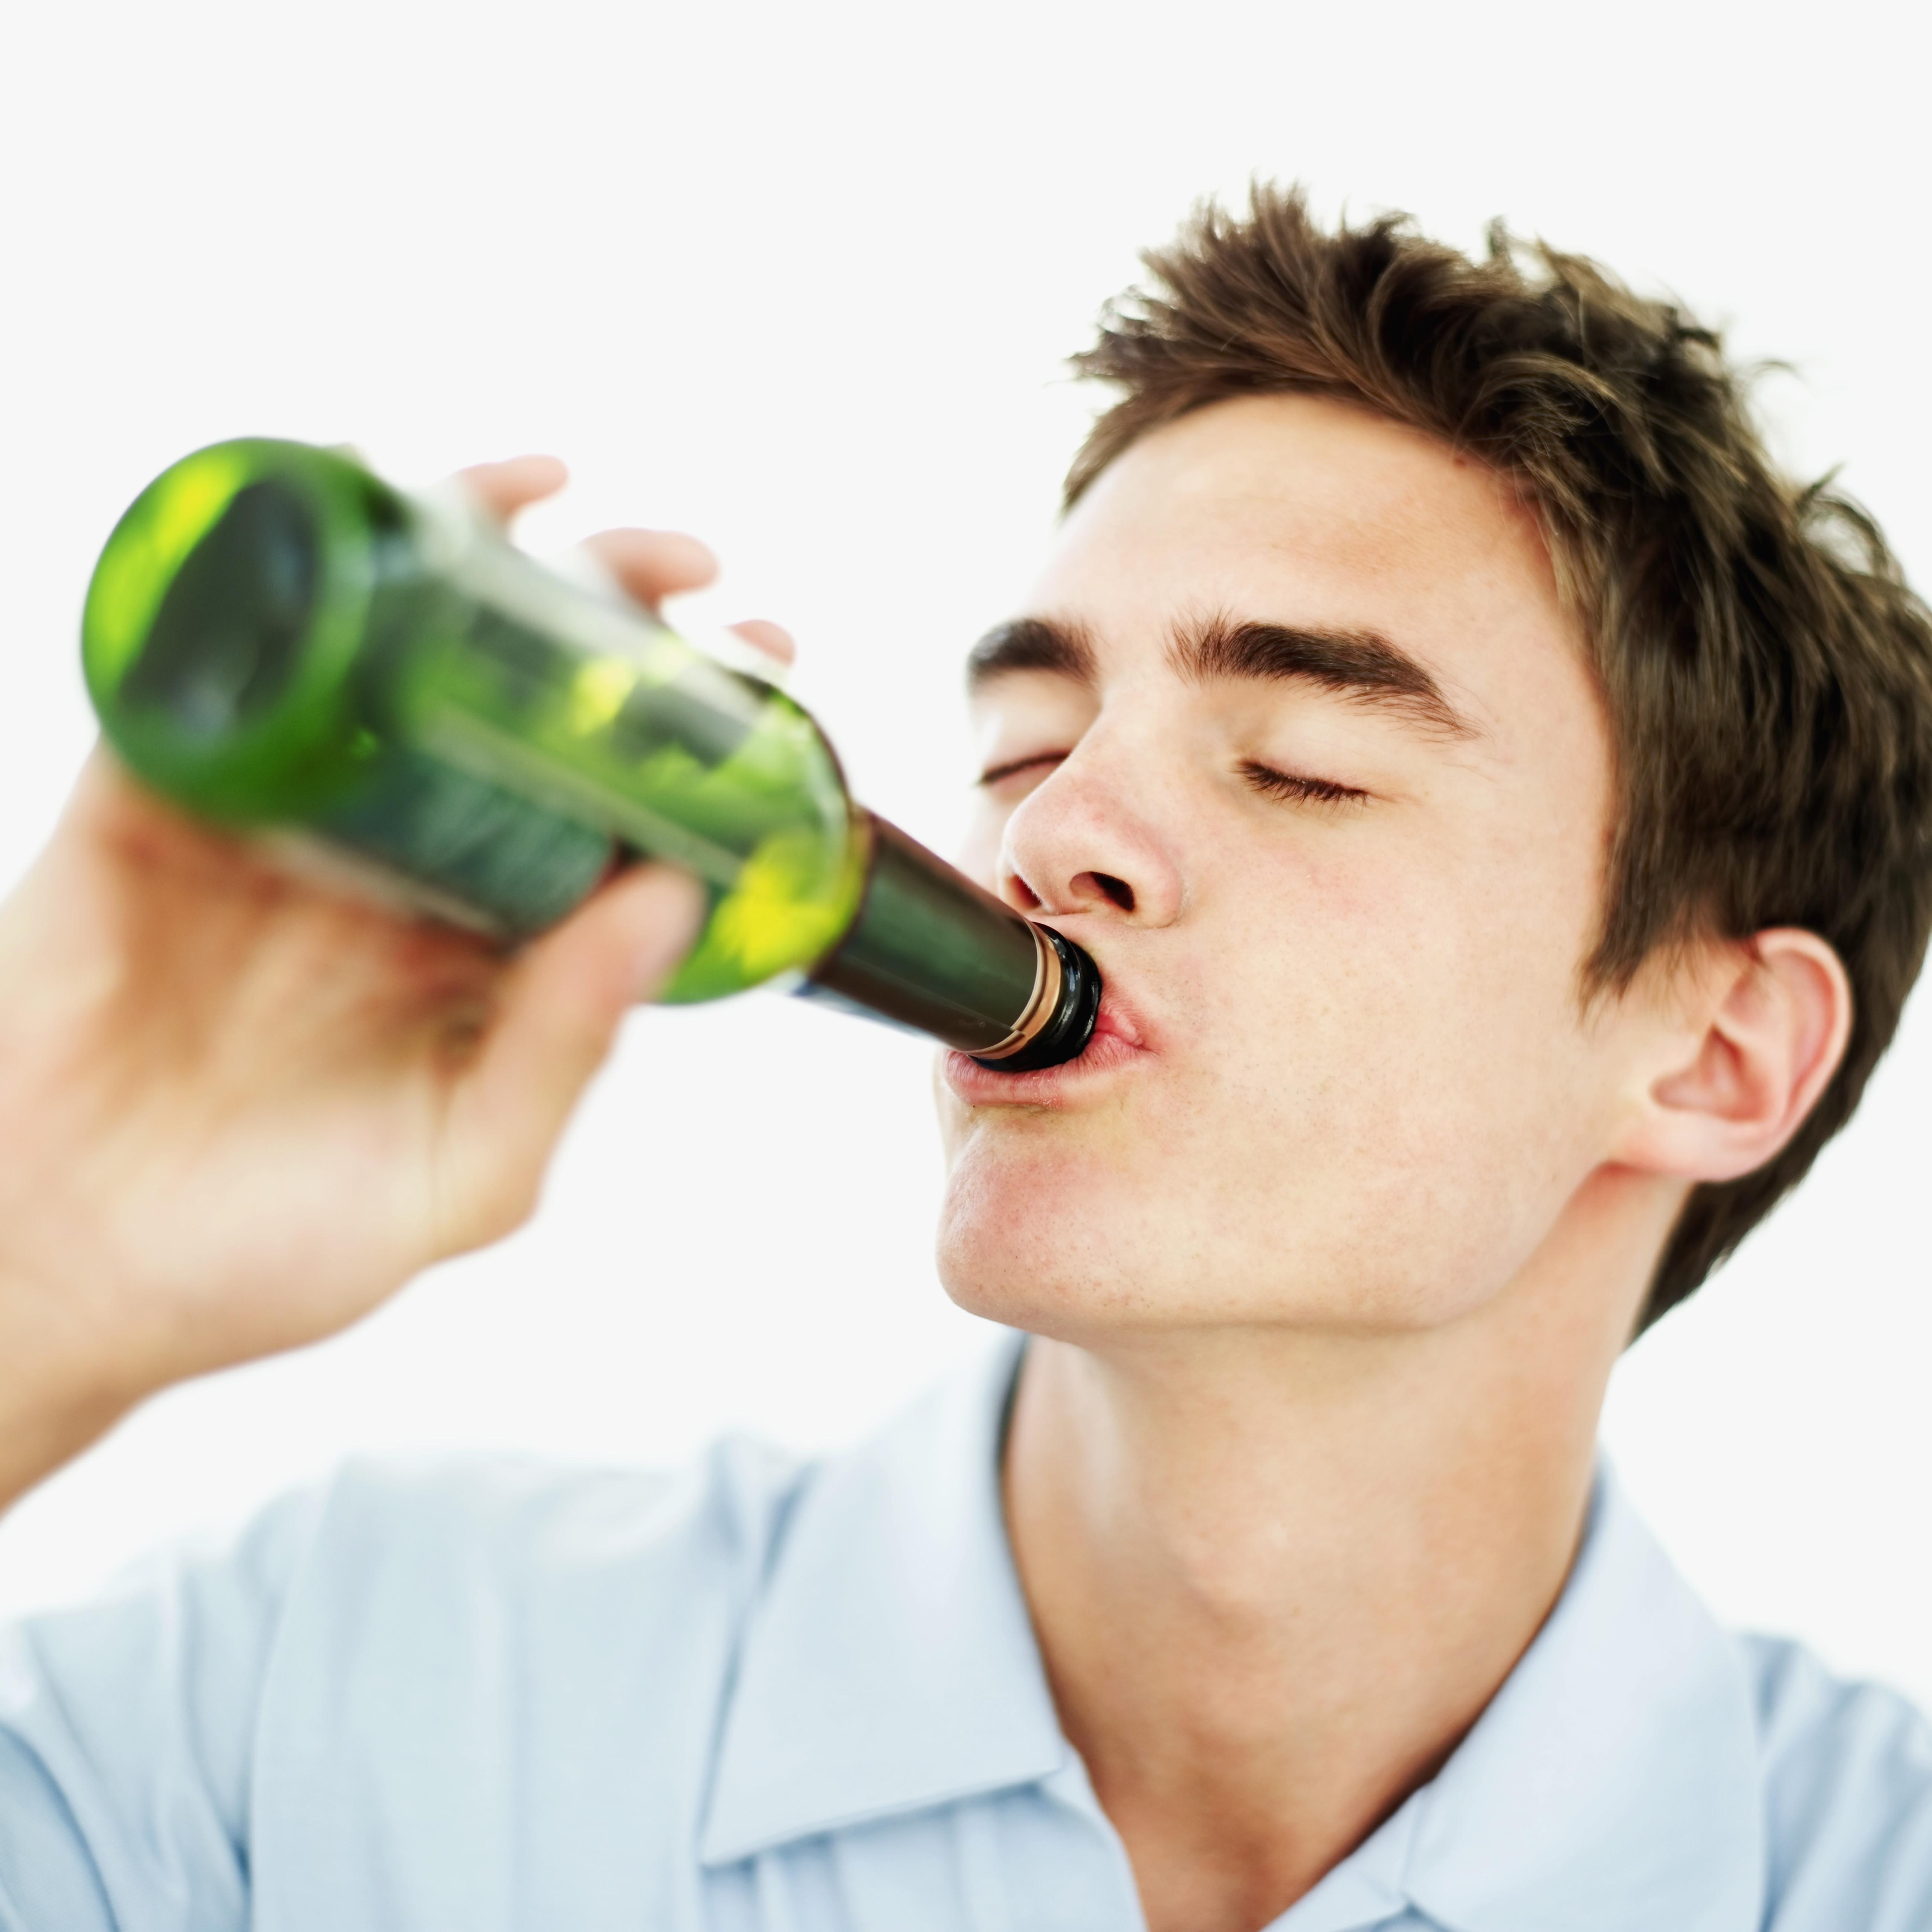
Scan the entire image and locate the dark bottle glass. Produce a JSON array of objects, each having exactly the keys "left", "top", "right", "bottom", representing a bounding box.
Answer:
[{"left": 82, "top": 438, "right": 1099, "bottom": 1068}]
